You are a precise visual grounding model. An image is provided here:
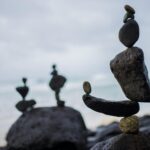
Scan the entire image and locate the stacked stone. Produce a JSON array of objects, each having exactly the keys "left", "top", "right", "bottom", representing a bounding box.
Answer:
[
  {"left": 49, "top": 64, "right": 67, "bottom": 107},
  {"left": 16, "top": 78, "right": 36, "bottom": 113},
  {"left": 83, "top": 5, "right": 150, "bottom": 150}
]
